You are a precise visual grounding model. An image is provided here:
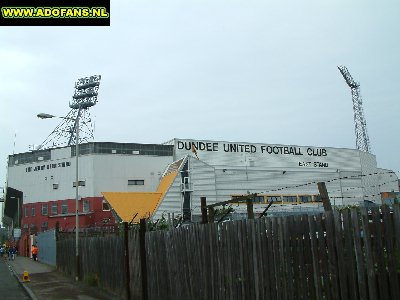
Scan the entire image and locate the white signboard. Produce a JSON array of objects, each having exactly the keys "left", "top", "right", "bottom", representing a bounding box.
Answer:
[
  {"left": 13, "top": 228, "right": 21, "bottom": 238},
  {"left": 174, "top": 139, "right": 362, "bottom": 171}
]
